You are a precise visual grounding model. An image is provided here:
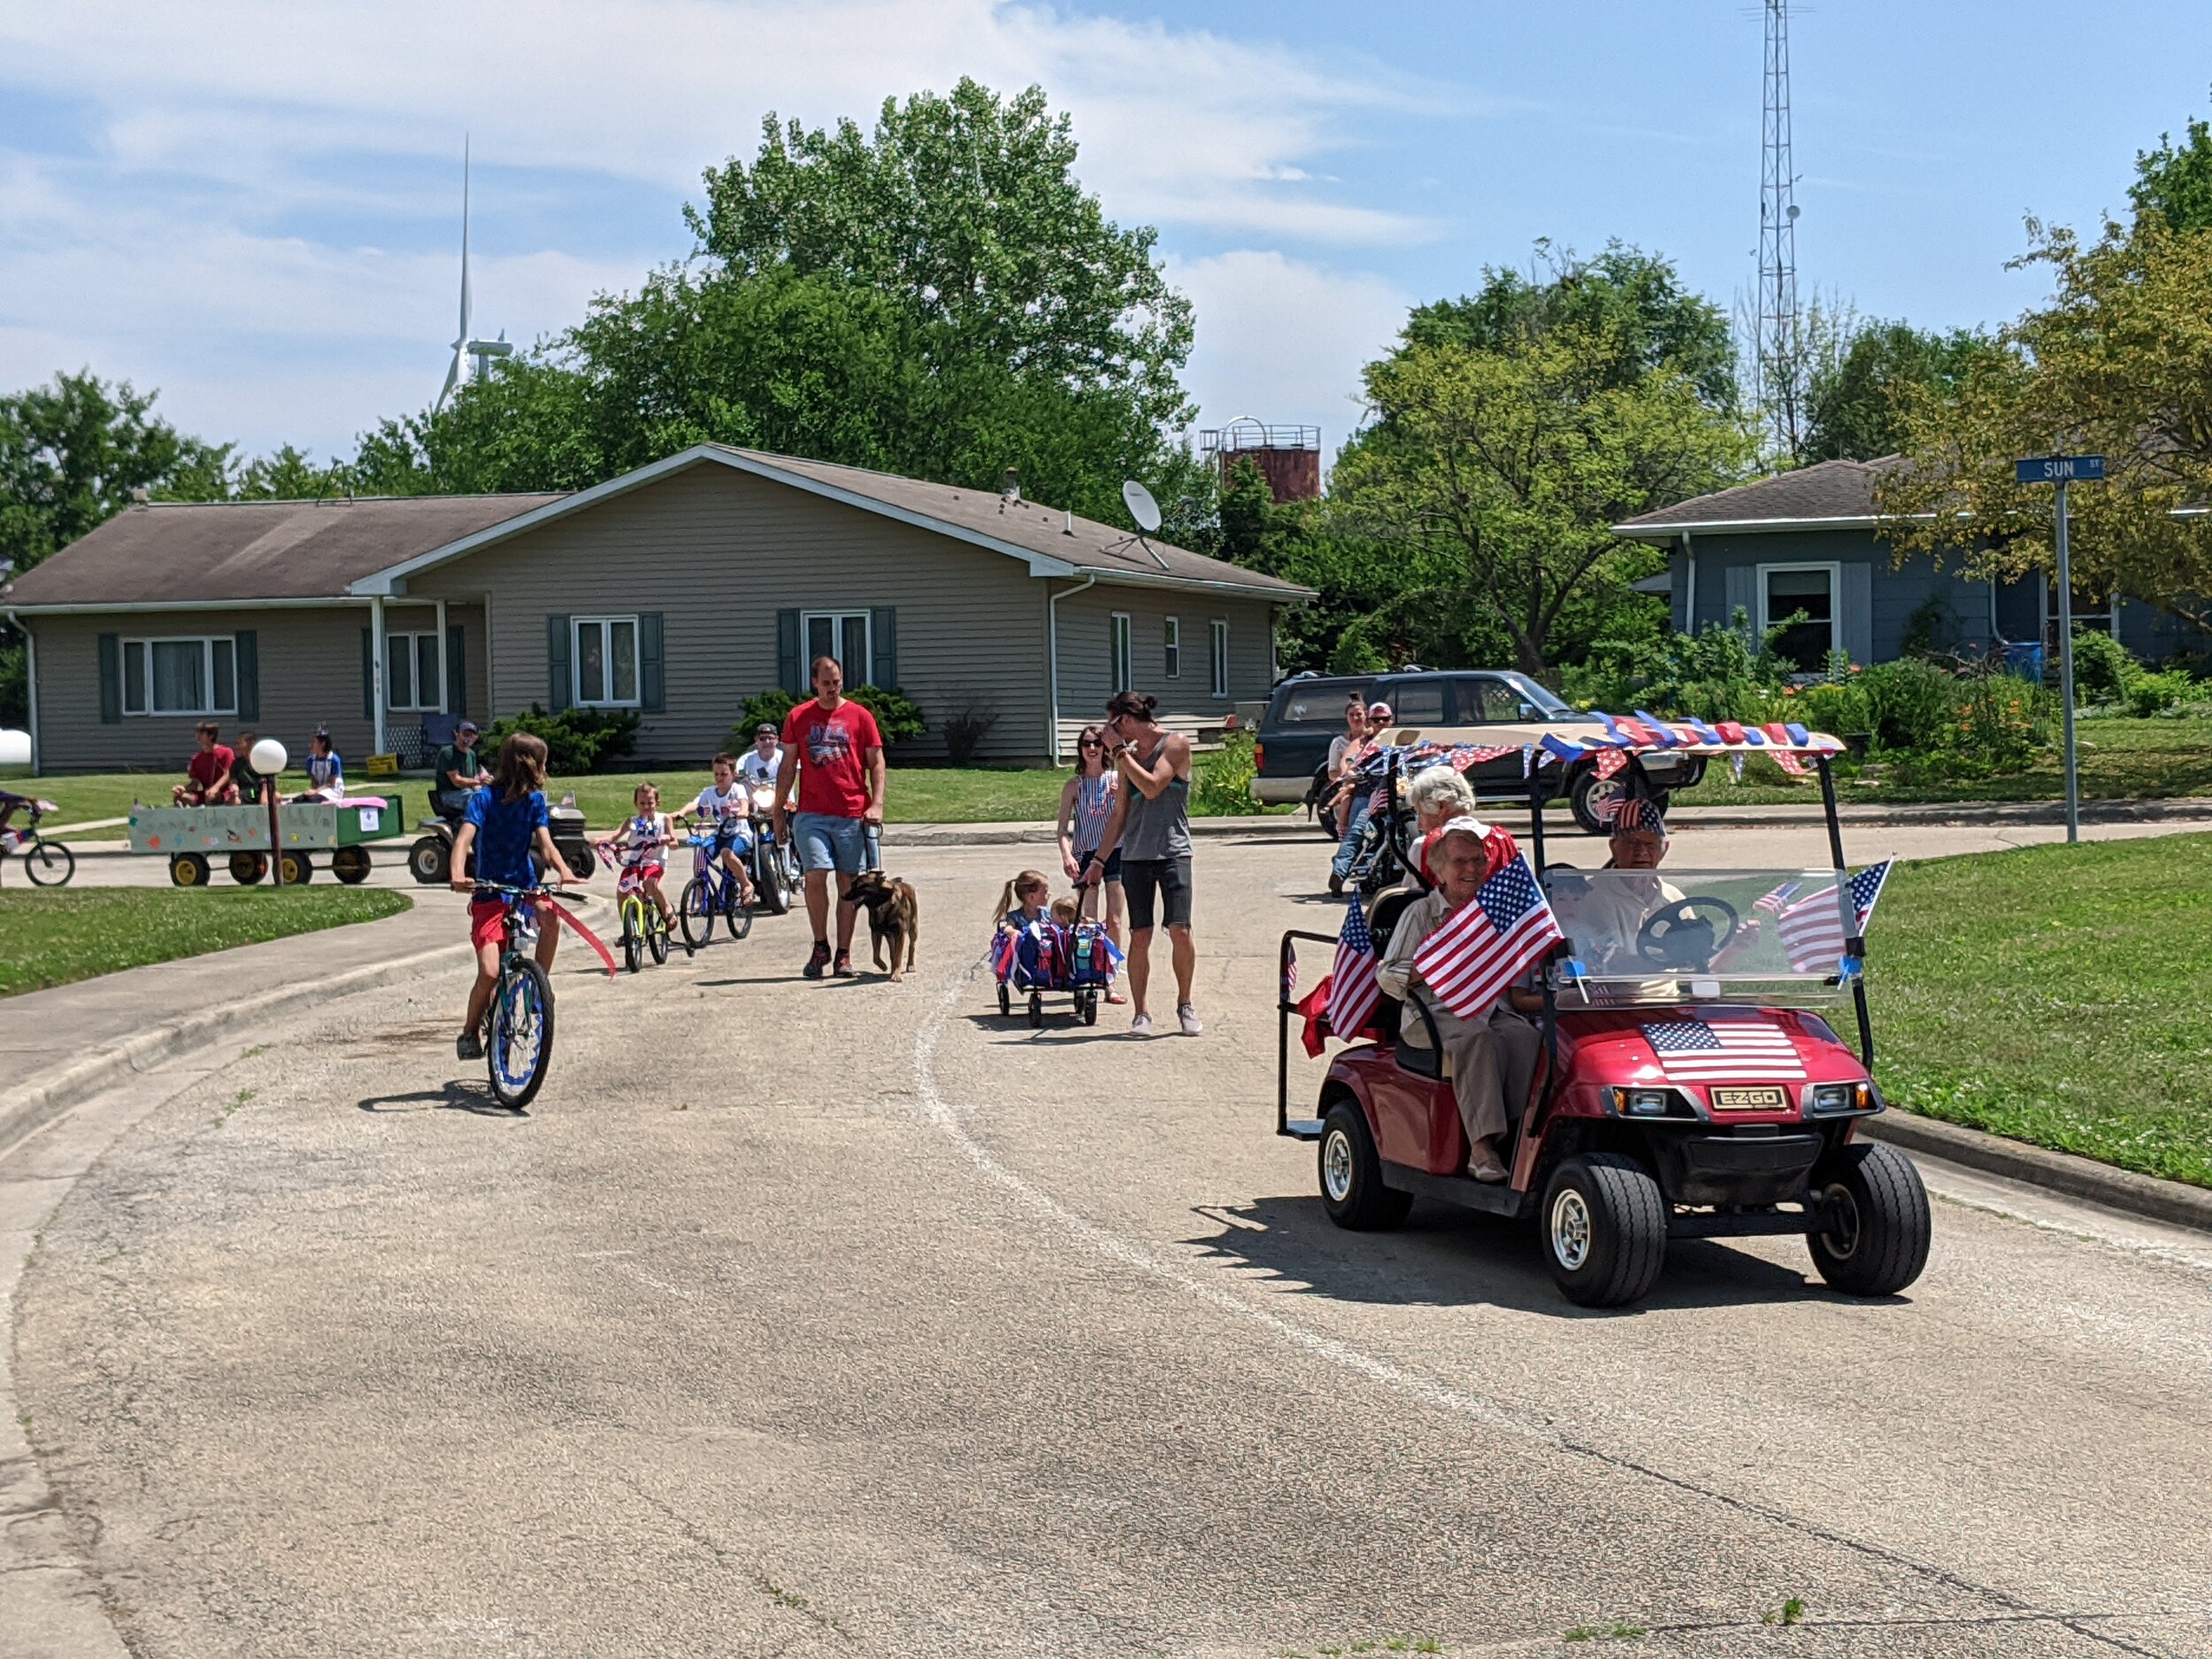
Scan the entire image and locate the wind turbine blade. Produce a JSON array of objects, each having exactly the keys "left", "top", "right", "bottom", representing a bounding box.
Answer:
[
  {"left": 437, "top": 352, "right": 460, "bottom": 413},
  {"left": 458, "top": 134, "right": 472, "bottom": 344}
]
